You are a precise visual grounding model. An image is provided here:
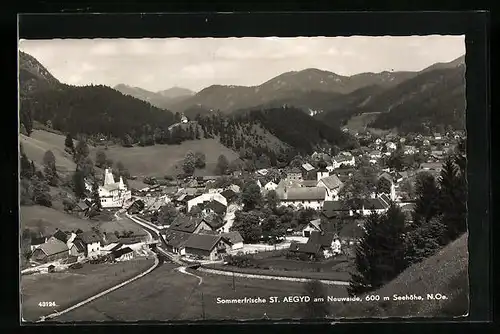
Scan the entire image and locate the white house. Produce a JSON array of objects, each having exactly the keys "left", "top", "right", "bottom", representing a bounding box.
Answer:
[
  {"left": 316, "top": 174, "right": 343, "bottom": 201},
  {"left": 331, "top": 154, "right": 356, "bottom": 169},
  {"left": 404, "top": 145, "right": 417, "bottom": 155},
  {"left": 277, "top": 187, "right": 326, "bottom": 210},
  {"left": 302, "top": 219, "right": 322, "bottom": 237},
  {"left": 375, "top": 138, "right": 383, "bottom": 145},
  {"left": 187, "top": 192, "right": 228, "bottom": 212},
  {"left": 72, "top": 231, "right": 103, "bottom": 259},
  {"left": 98, "top": 169, "right": 132, "bottom": 209},
  {"left": 181, "top": 115, "right": 188, "bottom": 123},
  {"left": 256, "top": 169, "right": 269, "bottom": 176},
  {"left": 264, "top": 181, "right": 278, "bottom": 192},
  {"left": 378, "top": 172, "right": 398, "bottom": 201},
  {"left": 434, "top": 133, "right": 442, "bottom": 140}
]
